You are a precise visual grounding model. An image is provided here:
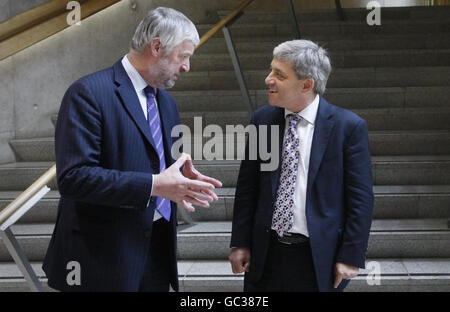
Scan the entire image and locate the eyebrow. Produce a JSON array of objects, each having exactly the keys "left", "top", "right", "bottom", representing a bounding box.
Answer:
[
  {"left": 270, "top": 66, "right": 287, "bottom": 77},
  {"left": 181, "top": 50, "right": 193, "bottom": 56}
]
